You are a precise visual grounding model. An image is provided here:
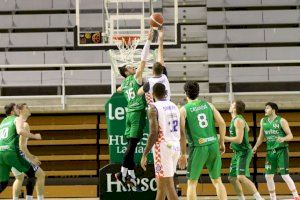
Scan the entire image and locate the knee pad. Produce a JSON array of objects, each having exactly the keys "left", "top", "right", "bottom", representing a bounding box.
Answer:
[
  {"left": 26, "top": 176, "right": 36, "bottom": 196},
  {"left": 0, "top": 181, "right": 8, "bottom": 193},
  {"left": 25, "top": 166, "right": 36, "bottom": 178},
  {"left": 24, "top": 166, "right": 37, "bottom": 196}
]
